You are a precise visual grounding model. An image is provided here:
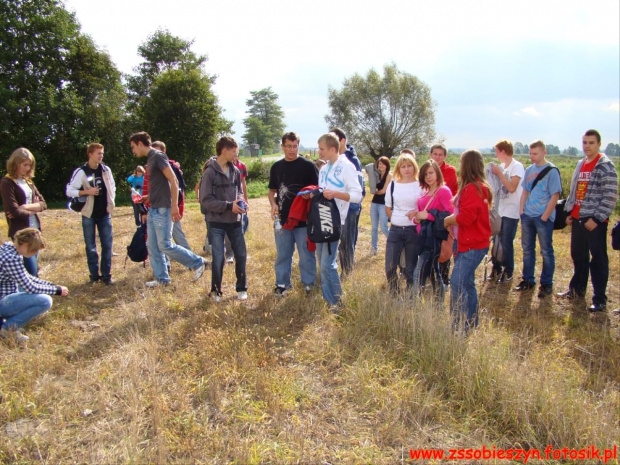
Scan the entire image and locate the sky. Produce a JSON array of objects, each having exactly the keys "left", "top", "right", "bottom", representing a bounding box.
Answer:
[{"left": 63, "top": 0, "right": 620, "bottom": 151}]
